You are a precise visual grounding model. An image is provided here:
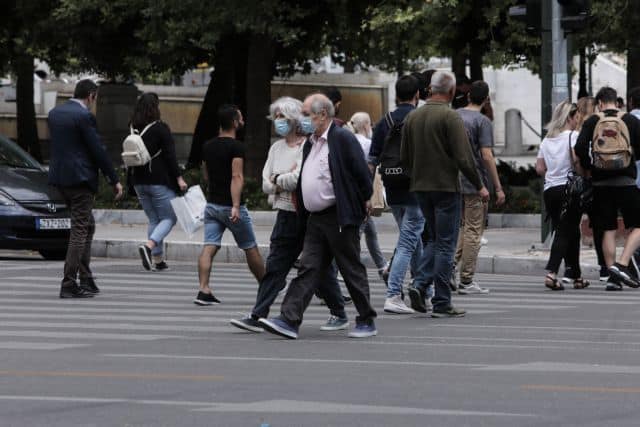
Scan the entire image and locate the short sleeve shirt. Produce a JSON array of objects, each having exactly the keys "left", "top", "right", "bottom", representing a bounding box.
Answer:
[
  {"left": 457, "top": 109, "right": 494, "bottom": 194},
  {"left": 537, "top": 130, "right": 577, "bottom": 191},
  {"left": 202, "top": 137, "right": 245, "bottom": 206}
]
